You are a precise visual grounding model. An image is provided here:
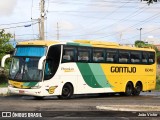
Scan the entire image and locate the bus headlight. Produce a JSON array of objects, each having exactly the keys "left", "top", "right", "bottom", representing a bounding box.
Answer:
[
  {"left": 31, "top": 85, "right": 42, "bottom": 89},
  {"left": 8, "top": 84, "right": 13, "bottom": 88},
  {"left": 31, "top": 83, "right": 42, "bottom": 89}
]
